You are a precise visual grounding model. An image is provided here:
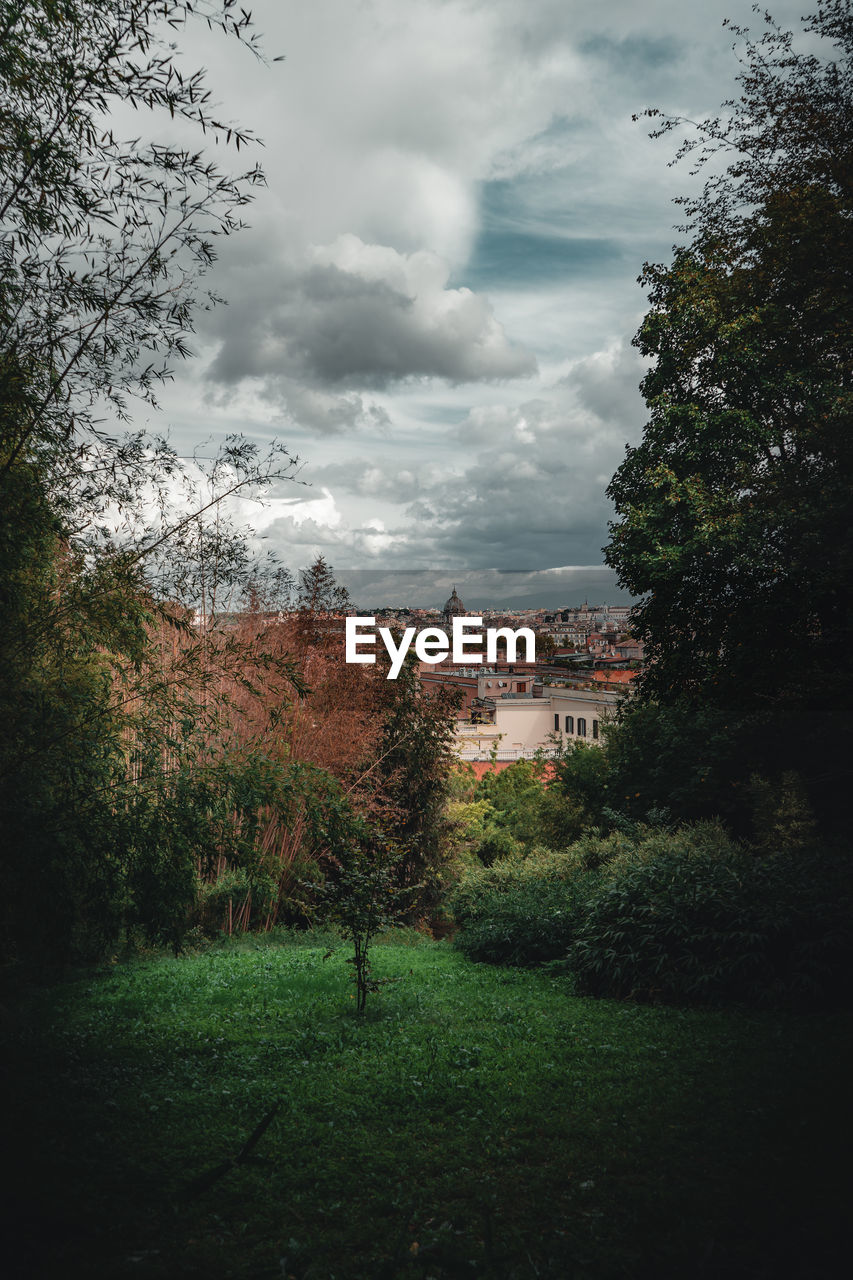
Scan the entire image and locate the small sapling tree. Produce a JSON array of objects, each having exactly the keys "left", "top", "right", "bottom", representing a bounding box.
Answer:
[{"left": 313, "top": 834, "right": 419, "bottom": 1013}]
